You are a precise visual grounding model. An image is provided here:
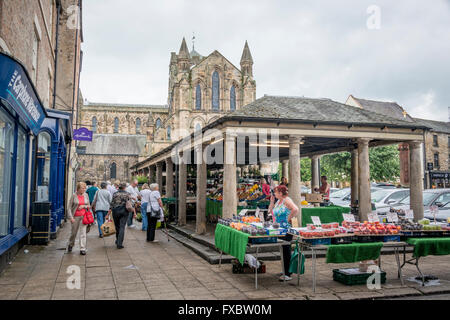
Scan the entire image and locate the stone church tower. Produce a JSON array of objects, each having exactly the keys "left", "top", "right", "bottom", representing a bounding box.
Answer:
[{"left": 164, "top": 38, "right": 256, "bottom": 141}]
